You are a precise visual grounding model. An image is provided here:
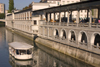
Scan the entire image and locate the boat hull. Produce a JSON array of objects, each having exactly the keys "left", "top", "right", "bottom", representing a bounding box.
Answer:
[{"left": 15, "top": 55, "right": 33, "bottom": 60}]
